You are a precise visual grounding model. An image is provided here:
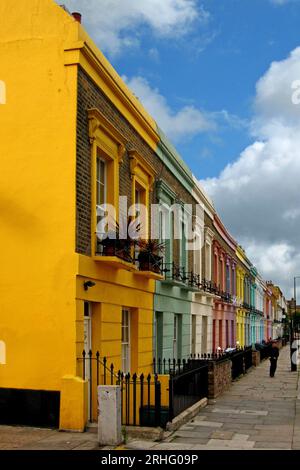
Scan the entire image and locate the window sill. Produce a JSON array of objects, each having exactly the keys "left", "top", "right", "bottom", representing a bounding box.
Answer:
[
  {"left": 93, "top": 255, "right": 137, "bottom": 272},
  {"left": 135, "top": 270, "right": 164, "bottom": 281}
]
